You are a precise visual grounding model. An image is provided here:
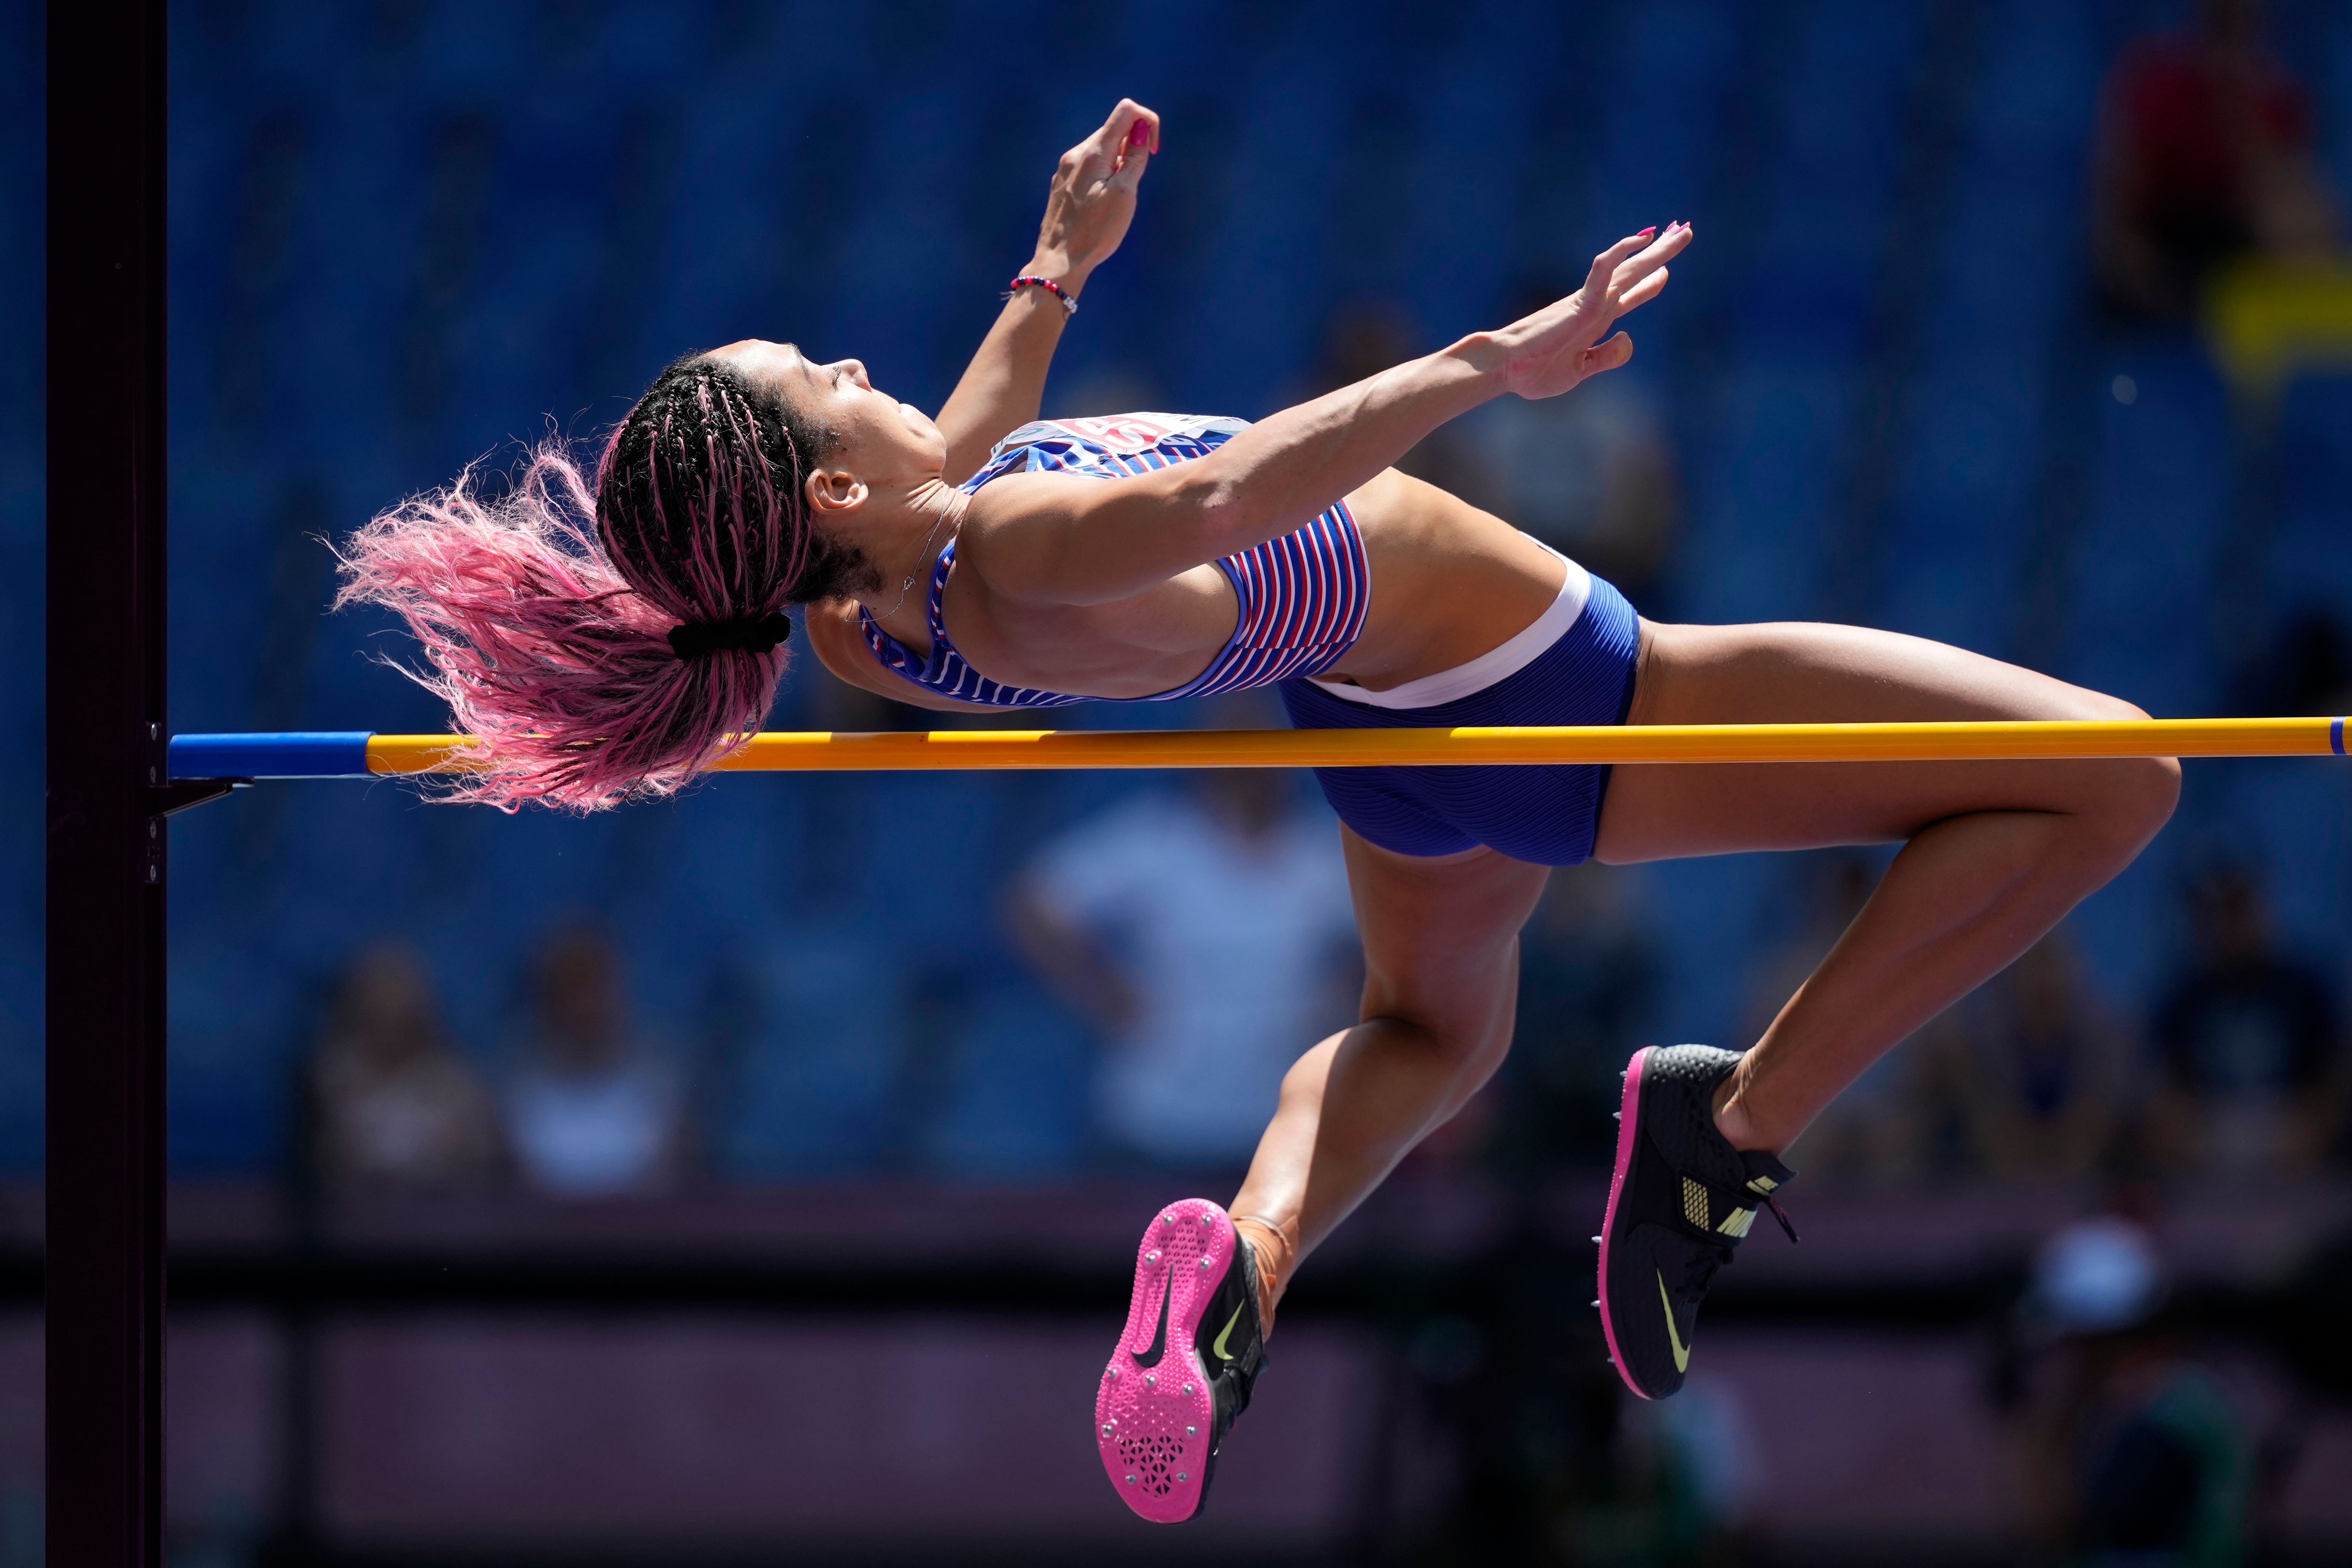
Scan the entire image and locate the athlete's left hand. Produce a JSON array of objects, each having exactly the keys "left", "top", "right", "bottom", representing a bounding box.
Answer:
[
  {"left": 1029, "top": 99, "right": 1161, "bottom": 296},
  {"left": 1491, "top": 221, "right": 1692, "bottom": 399}
]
